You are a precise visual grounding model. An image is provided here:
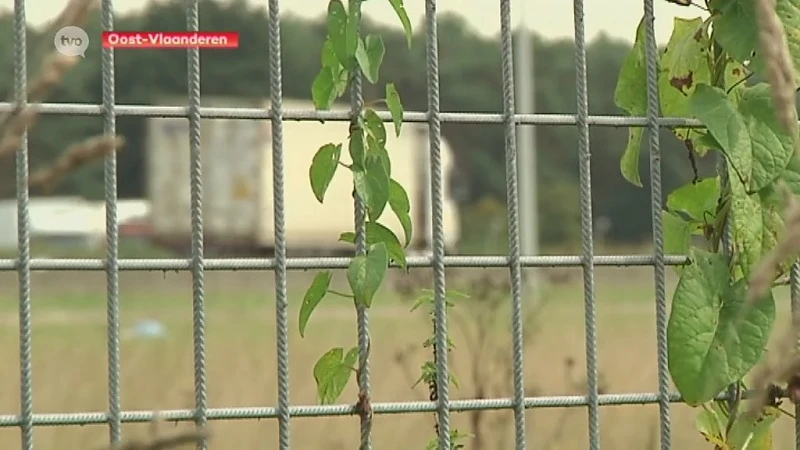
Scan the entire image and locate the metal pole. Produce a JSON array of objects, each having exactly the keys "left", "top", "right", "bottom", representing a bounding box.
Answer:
[{"left": 515, "top": 0, "right": 539, "bottom": 300}]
